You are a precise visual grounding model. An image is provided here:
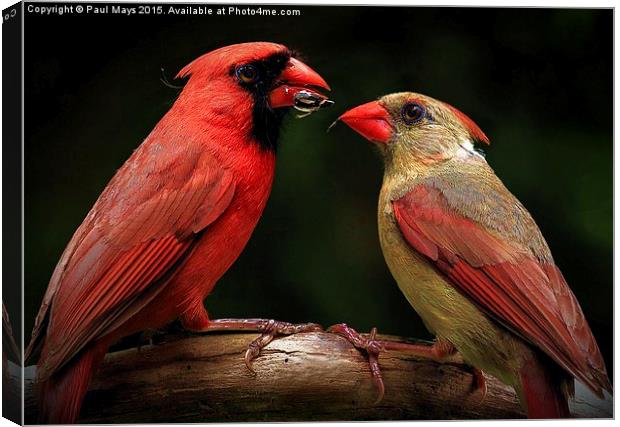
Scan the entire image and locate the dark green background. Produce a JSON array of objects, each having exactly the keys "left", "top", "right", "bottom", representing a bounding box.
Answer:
[{"left": 24, "top": 5, "right": 613, "bottom": 375}]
